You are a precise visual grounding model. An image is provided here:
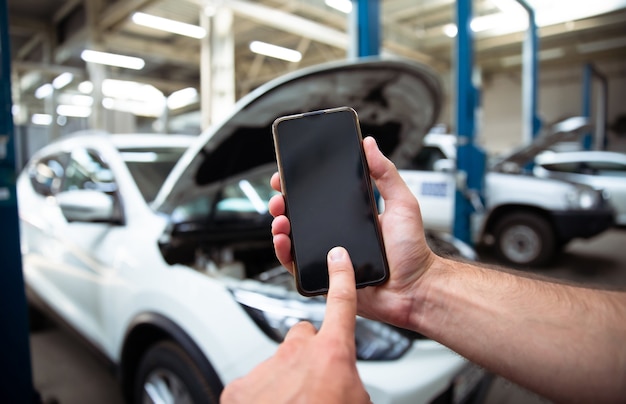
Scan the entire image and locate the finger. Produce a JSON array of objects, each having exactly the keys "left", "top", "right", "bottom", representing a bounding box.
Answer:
[
  {"left": 271, "top": 215, "right": 293, "bottom": 270},
  {"left": 284, "top": 321, "right": 317, "bottom": 342},
  {"left": 268, "top": 194, "right": 285, "bottom": 217},
  {"left": 271, "top": 215, "right": 290, "bottom": 236},
  {"left": 320, "top": 247, "right": 357, "bottom": 338},
  {"left": 270, "top": 172, "right": 282, "bottom": 192},
  {"left": 363, "top": 136, "right": 416, "bottom": 205},
  {"left": 273, "top": 233, "right": 293, "bottom": 272}
]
